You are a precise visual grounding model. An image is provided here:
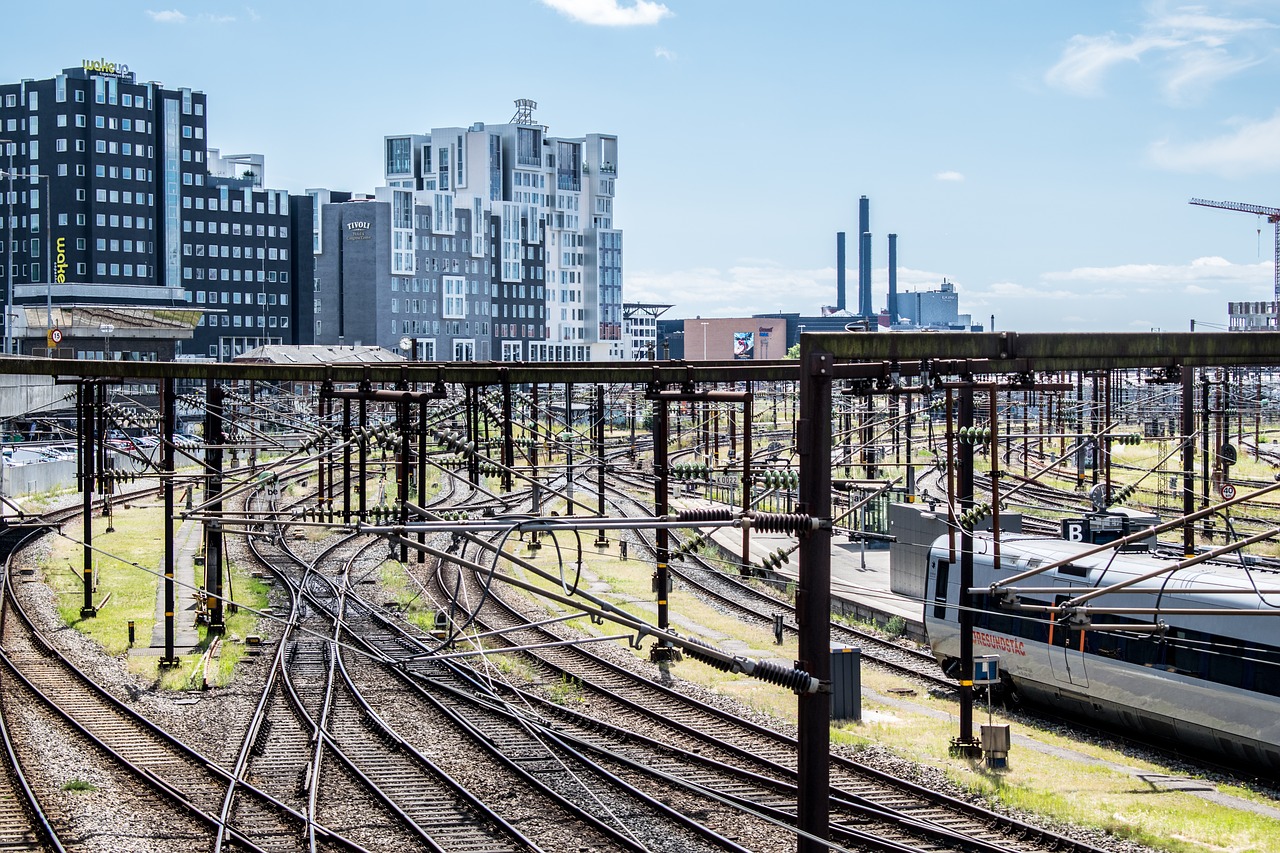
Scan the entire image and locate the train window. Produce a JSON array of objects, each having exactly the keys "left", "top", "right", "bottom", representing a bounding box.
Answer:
[
  {"left": 1017, "top": 601, "right": 1050, "bottom": 645},
  {"left": 1123, "top": 633, "right": 1163, "bottom": 668},
  {"left": 1058, "top": 563, "right": 1088, "bottom": 578},
  {"left": 1252, "top": 659, "right": 1280, "bottom": 697},
  {"left": 1051, "top": 595, "right": 1073, "bottom": 648},
  {"left": 977, "top": 595, "right": 1016, "bottom": 636},
  {"left": 1091, "top": 631, "right": 1121, "bottom": 659},
  {"left": 932, "top": 560, "right": 950, "bottom": 620},
  {"left": 1206, "top": 643, "right": 1246, "bottom": 689}
]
